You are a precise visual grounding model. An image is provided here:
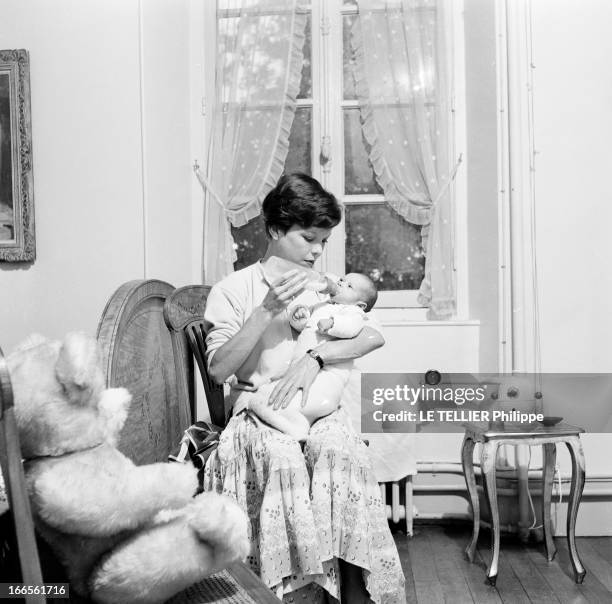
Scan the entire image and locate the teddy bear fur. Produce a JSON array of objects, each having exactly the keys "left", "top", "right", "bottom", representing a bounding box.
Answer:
[{"left": 7, "top": 332, "right": 250, "bottom": 604}]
